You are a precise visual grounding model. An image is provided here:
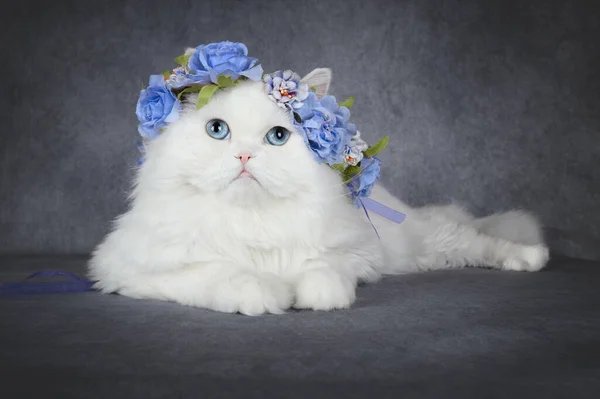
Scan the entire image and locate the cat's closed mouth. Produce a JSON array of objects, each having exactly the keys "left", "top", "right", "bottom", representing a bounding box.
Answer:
[{"left": 235, "top": 169, "right": 258, "bottom": 183}]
